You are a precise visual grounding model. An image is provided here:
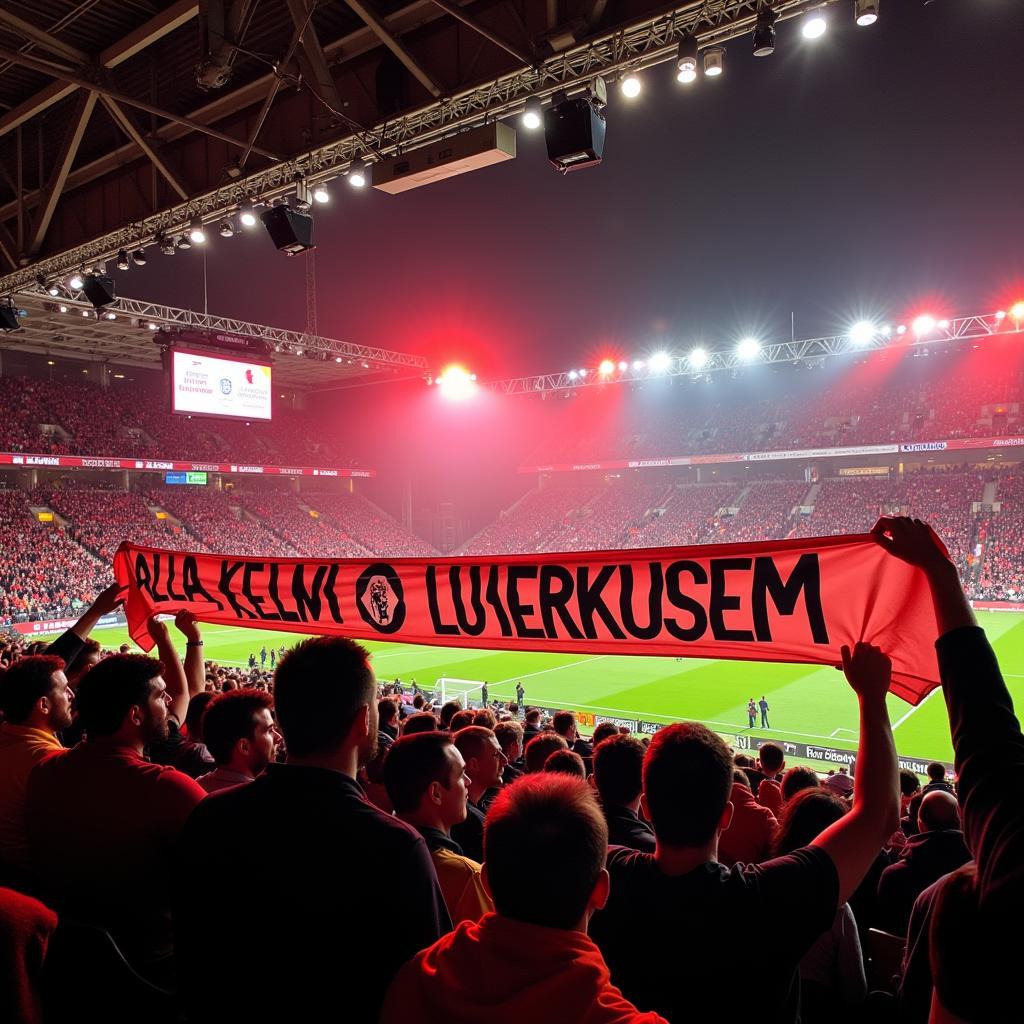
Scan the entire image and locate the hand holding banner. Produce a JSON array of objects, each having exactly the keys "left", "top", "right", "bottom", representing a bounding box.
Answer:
[{"left": 113, "top": 529, "right": 942, "bottom": 704}]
